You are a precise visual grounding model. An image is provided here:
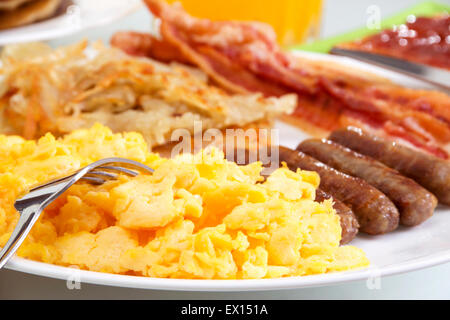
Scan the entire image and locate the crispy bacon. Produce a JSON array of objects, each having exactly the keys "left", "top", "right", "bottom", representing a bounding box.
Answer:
[
  {"left": 111, "top": 0, "right": 450, "bottom": 158},
  {"left": 145, "top": 0, "right": 317, "bottom": 94},
  {"left": 111, "top": 31, "right": 190, "bottom": 64}
]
